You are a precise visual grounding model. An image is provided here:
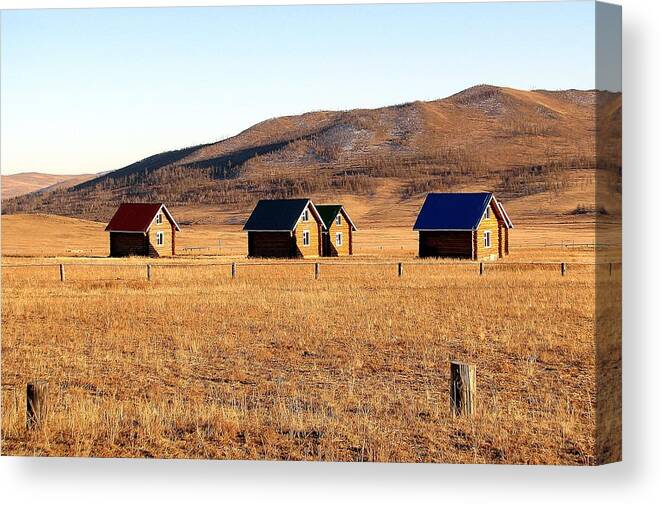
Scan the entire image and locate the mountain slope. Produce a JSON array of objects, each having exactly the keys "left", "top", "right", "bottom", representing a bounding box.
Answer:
[
  {"left": 2, "top": 85, "right": 621, "bottom": 224},
  {"left": 1, "top": 172, "right": 101, "bottom": 200}
]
